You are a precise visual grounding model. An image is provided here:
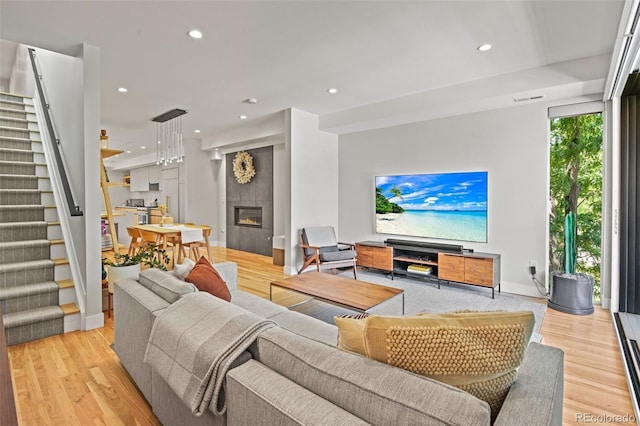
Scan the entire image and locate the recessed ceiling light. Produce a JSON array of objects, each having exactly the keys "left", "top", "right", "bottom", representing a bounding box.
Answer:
[
  {"left": 157, "top": 140, "right": 161, "bottom": 144},
  {"left": 477, "top": 44, "right": 492, "bottom": 52},
  {"left": 117, "top": 87, "right": 128, "bottom": 93},
  {"left": 126, "top": 150, "right": 131, "bottom": 154},
  {"left": 141, "top": 146, "right": 146, "bottom": 150},
  {"left": 188, "top": 29, "right": 203, "bottom": 39},
  {"left": 194, "top": 129, "right": 201, "bottom": 133},
  {"left": 327, "top": 88, "right": 338, "bottom": 94},
  {"left": 244, "top": 98, "right": 258, "bottom": 104},
  {"left": 239, "top": 115, "right": 247, "bottom": 120}
]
